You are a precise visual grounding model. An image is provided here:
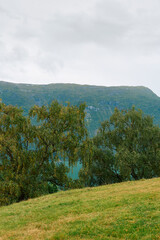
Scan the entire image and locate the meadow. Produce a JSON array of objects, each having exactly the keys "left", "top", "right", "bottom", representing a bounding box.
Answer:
[{"left": 0, "top": 178, "right": 160, "bottom": 240}]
